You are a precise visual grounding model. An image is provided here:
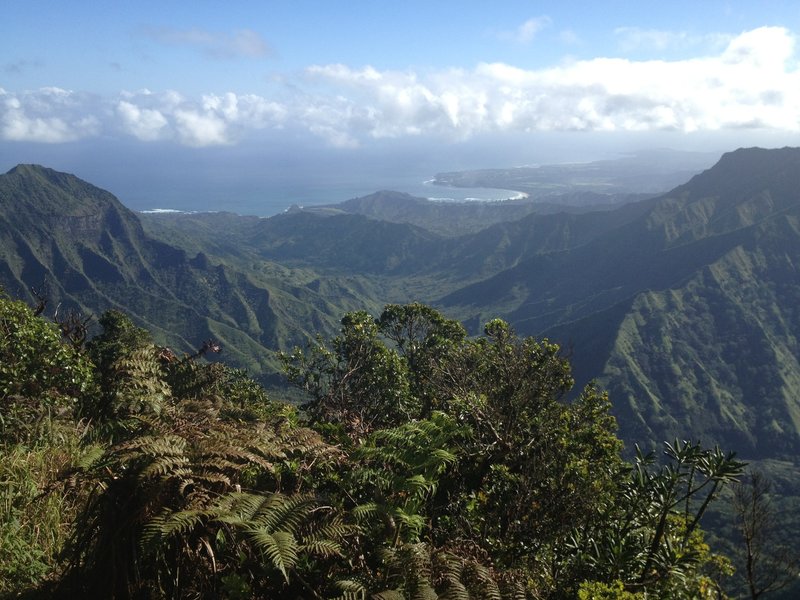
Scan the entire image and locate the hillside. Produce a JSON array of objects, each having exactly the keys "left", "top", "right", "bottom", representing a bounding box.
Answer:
[
  {"left": 4, "top": 150, "right": 800, "bottom": 466},
  {"left": 440, "top": 148, "right": 800, "bottom": 457},
  {"left": 0, "top": 166, "right": 400, "bottom": 379}
]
